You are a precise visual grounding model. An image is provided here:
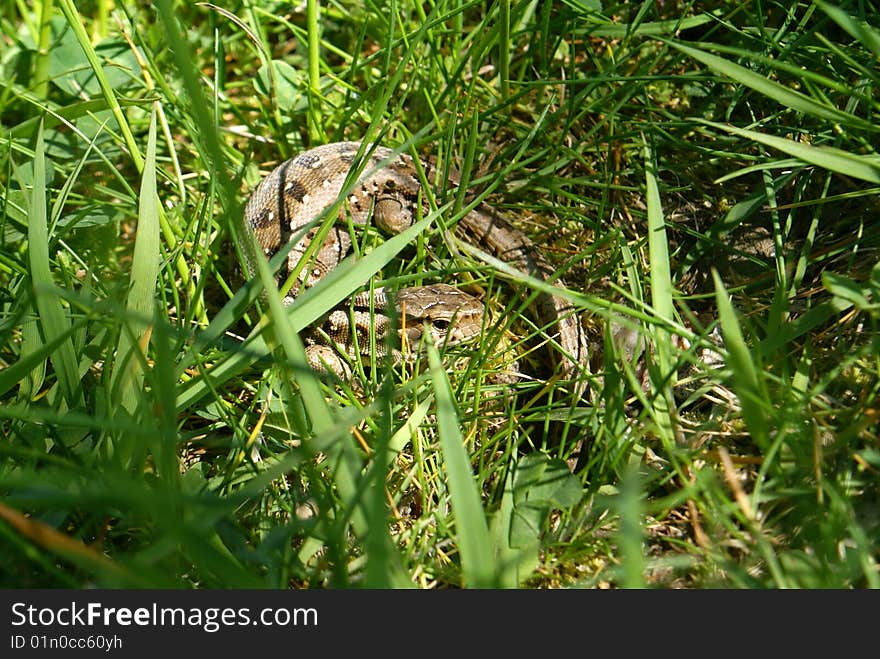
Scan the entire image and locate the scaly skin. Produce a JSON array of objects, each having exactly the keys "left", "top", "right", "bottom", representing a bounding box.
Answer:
[{"left": 243, "top": 142, "right": 588, "bottom": 392}]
